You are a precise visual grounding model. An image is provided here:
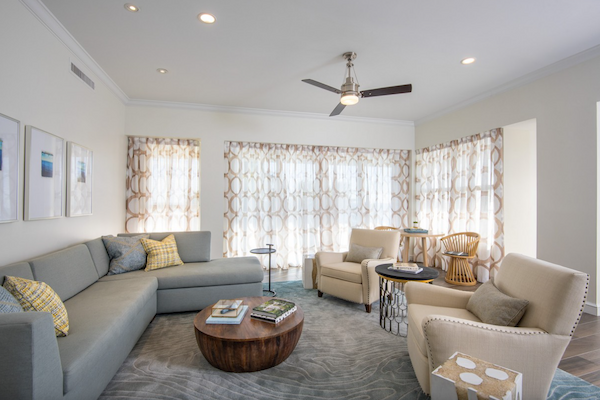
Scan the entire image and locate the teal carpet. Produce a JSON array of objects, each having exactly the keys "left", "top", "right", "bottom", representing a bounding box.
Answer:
[{"left": 100, "top": 280, "right": 600, "bottom": 399}]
